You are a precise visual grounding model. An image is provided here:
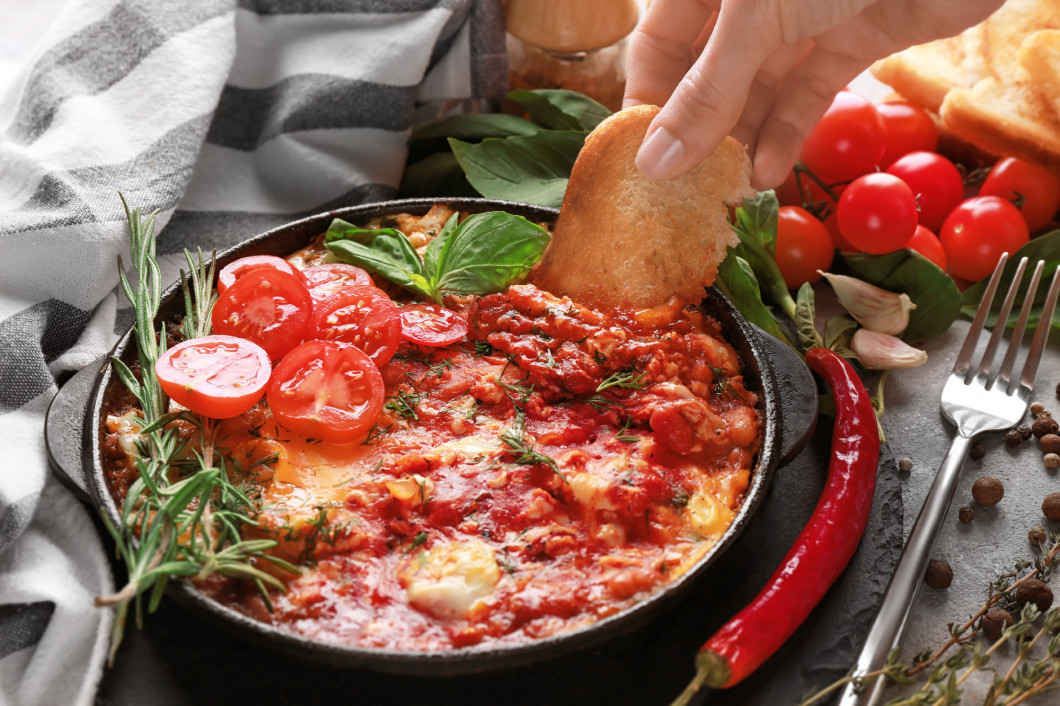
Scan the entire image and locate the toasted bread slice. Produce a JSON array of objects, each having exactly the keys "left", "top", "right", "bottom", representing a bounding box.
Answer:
[
  {"left": 870, "top": 31, "right": 983, "bottom": 113},
  {"left": 941, "top": 77, "right": 1060, "bottom": 173},
  {"left": 528, "top": 105, "right": 753, "bottom": 310},
  {"left": 1021, "top": 30, "right": 1060, "bottom": 119}
]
